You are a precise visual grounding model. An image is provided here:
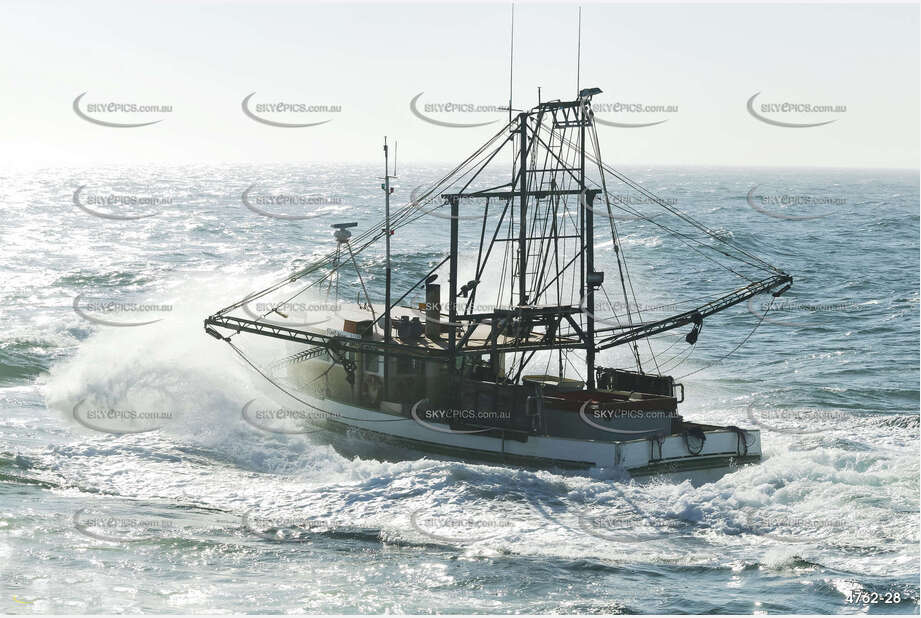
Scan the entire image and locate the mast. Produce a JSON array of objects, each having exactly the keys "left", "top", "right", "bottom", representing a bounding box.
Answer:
[
  {"left": 206, "top": 89, "right": 793, "bottom": 390},
  {"left": 383, "top": 138, "right": 392, "bottom": 344},
  {"left": 575, "top": 8, "right": 596, "bottom": 388},
  {"left": 580, "top": 94, "right": 596, "bottom": 389},
  {"left": 383, "top": 138, "right": 393, "bottom": 401},
  {"left": 518, "top": 112, "right": 528, "bottom": 306},
  {"left": 448, "top": 196, "right": 459, "bottom": 355}
]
